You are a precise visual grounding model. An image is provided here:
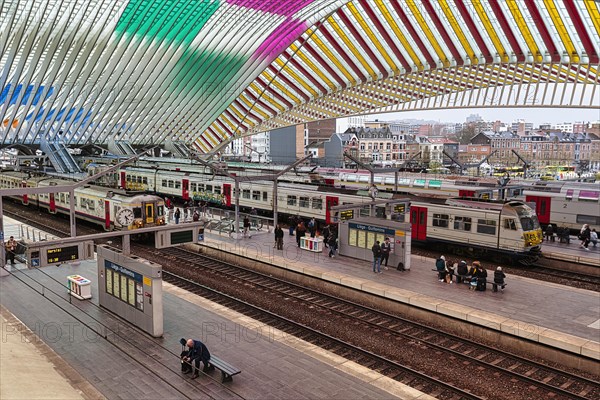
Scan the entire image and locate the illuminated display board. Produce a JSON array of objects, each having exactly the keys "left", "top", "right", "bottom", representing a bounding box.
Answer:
[
  {"left": 339, "top": 209, "right": 354, "bottom": 221},
  {"left": 46, "top": 245, "right": 79, "bottom": 264},
  {"left": 394, "top": 203, "right": 406, "bottom": 213}
]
